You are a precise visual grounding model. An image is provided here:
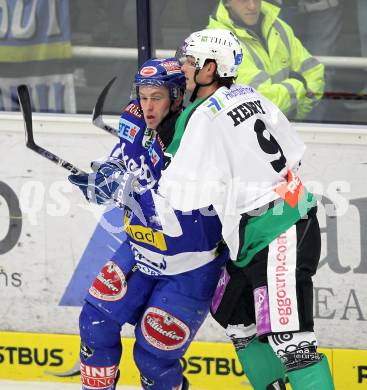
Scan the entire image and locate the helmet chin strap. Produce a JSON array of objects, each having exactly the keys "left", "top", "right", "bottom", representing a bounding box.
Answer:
[{"left": 189, "top": 69, "right": 217, "bottom": 102}]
